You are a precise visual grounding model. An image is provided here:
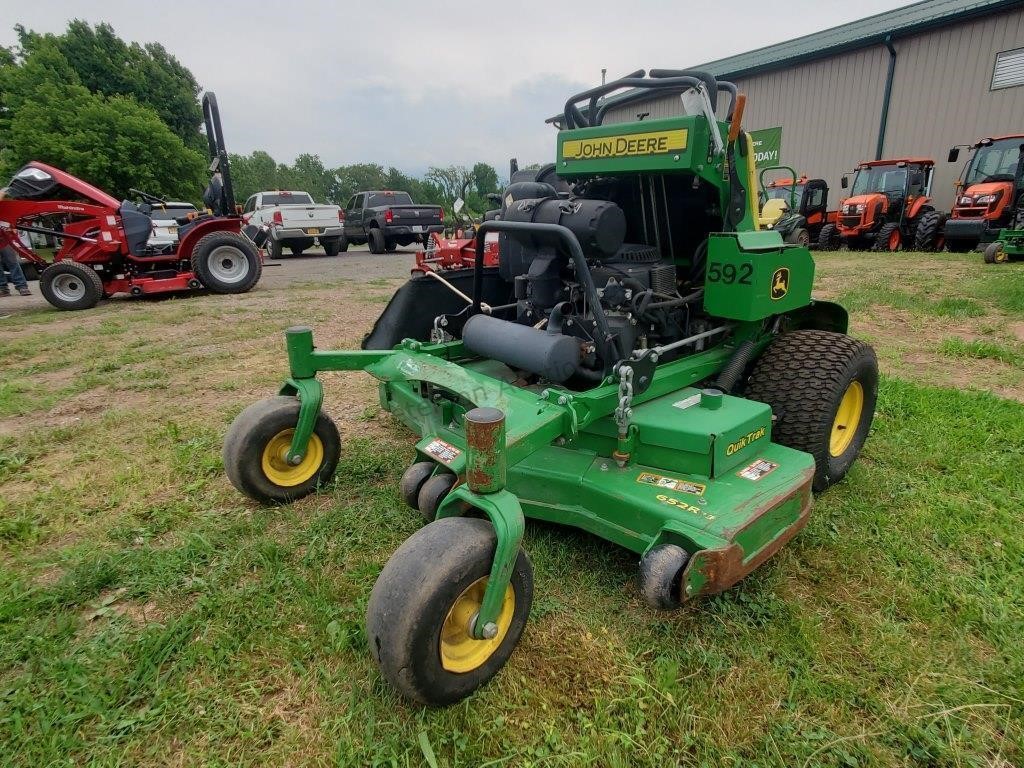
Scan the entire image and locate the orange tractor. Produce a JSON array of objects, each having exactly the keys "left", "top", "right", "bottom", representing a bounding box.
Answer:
[
  {"left": 938, "top": 135, "right": 1024, "bottom": 252},
  {"left": 818, "top": 158, "right": 937, "bottom": 252}
]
